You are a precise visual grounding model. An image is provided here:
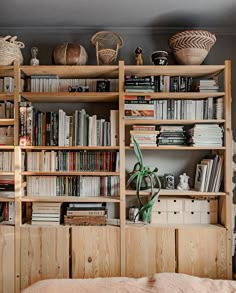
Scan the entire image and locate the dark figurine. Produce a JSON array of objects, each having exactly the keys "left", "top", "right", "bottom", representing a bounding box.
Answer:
[{"left": 135, "top": 47, "right": 143, "bottom": 65}]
